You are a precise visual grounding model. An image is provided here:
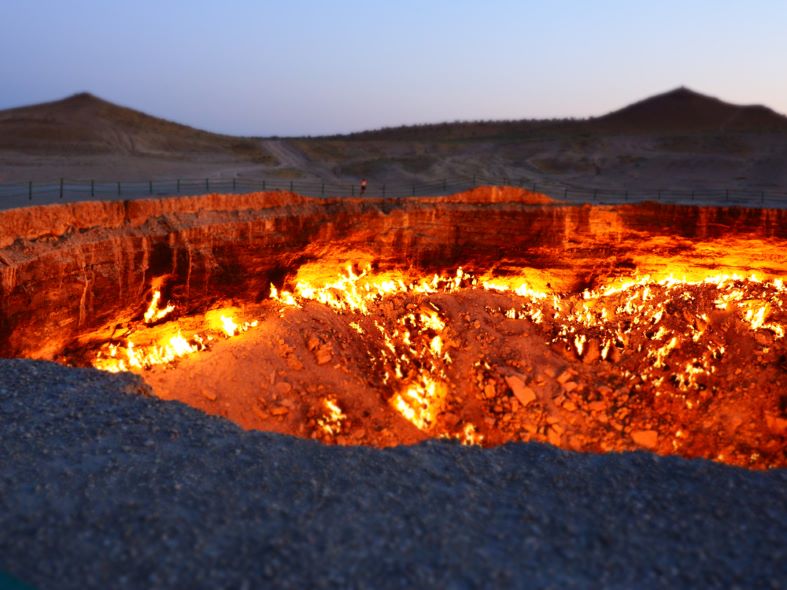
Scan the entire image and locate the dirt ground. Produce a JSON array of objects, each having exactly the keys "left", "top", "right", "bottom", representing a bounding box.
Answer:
[{"left": 138, "top": 276, "right": 786, "bottom": 470}]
